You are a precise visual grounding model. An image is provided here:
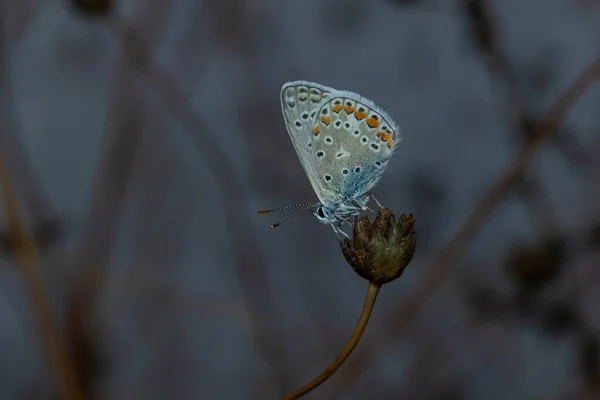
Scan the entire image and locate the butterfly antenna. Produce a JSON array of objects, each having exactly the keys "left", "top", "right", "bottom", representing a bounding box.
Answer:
[
  {"left": 257, "top": 202, "right": 315, "bottom": 214},
  {"left": 267, "top": 205, "right": 315, "bottom": 229}
]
